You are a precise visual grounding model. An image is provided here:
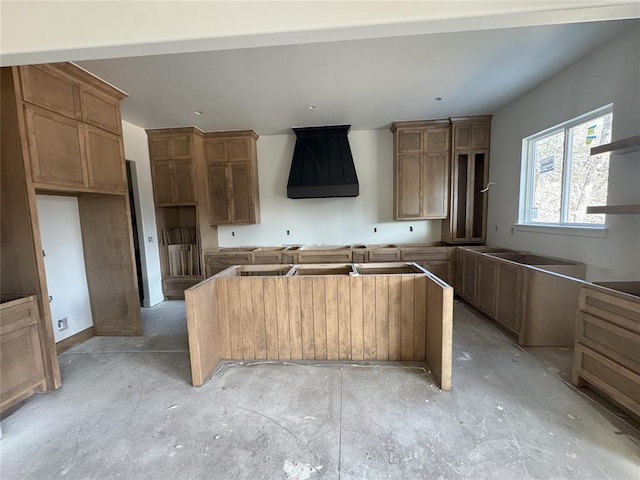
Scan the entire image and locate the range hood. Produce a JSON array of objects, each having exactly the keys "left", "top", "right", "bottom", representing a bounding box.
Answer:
[{"left": 287, "top": 125, "right": 359, "bottom": 199}]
